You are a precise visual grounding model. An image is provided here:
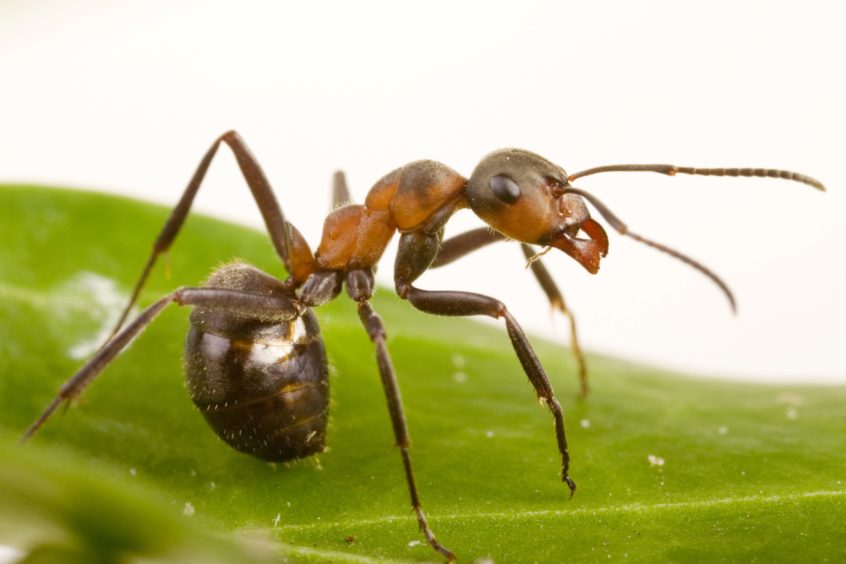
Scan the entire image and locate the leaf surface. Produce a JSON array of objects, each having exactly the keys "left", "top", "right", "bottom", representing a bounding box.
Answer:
[{"left": 1, "top": 186, "right": 844, "bottom": 562}]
